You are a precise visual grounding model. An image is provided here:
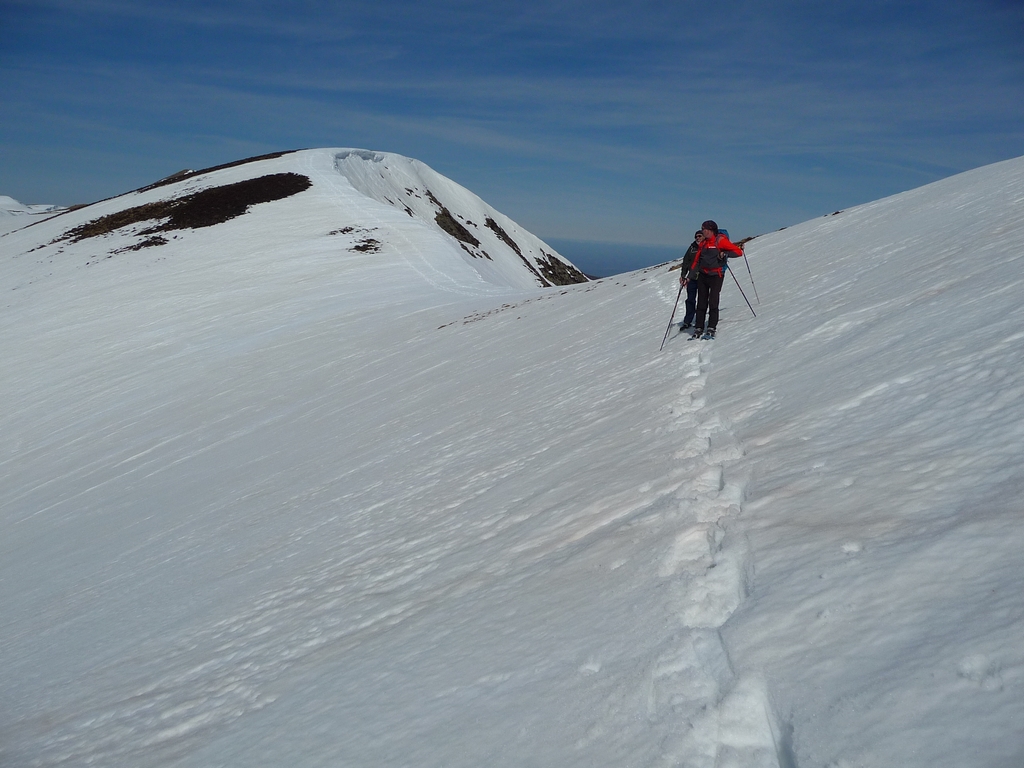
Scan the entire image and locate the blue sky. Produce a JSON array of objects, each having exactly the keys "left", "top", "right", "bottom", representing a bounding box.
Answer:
[{"left": 2, "top": 0, "right": 1023, "bottom": 259}]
